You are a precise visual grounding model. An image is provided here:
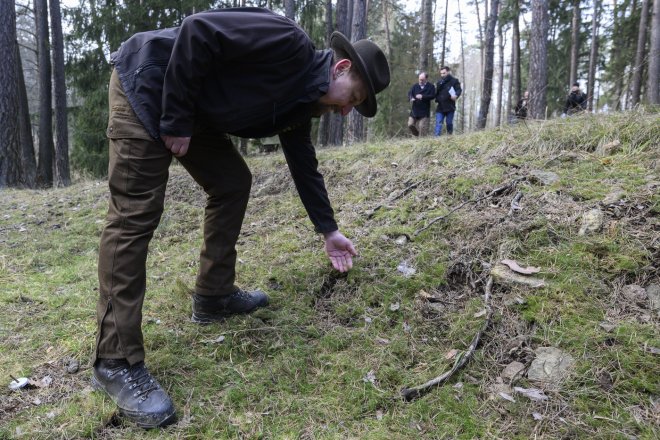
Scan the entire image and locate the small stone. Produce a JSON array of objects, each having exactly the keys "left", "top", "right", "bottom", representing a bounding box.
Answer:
[
  {"left": 394, "top": 235, "right": 408, "bottom": 245},
  {"left": 602, "top": 189, "right": 626, "bottom": 205},
  {"left": 397, "top": 261, "right": 416, "bottom": 277},
  {"left": 529, "top": 170, "right": 560, "bottom": 186},
  {"left": 491, "top": 264, "right": 546, "bottom": 288},
  {"left": 502, "top": 361, "right": 525, "bottom": 381},
  {"left": 389, "top": 302, "right": 400, "bottom": 312},
  {"left": 527, "top": 347, "right": 575, "bottom": 387},
  {"left": 66, "top": 359, "right": 80, "bottom": 374},
  {"left": 578, "top": 209, "right": 604, "bottom": 236},
  {"left": 599, "top": 321, "right": 616, "bottom": 332},
  {"left": 622, "top": 284, "right": 647, "bottom": 302},
  {"left": 645, "top": 284, "right": 660, "bottom": 311},
  {"left": 597, "top": 139, "right": 621, "bottom": 155}
]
